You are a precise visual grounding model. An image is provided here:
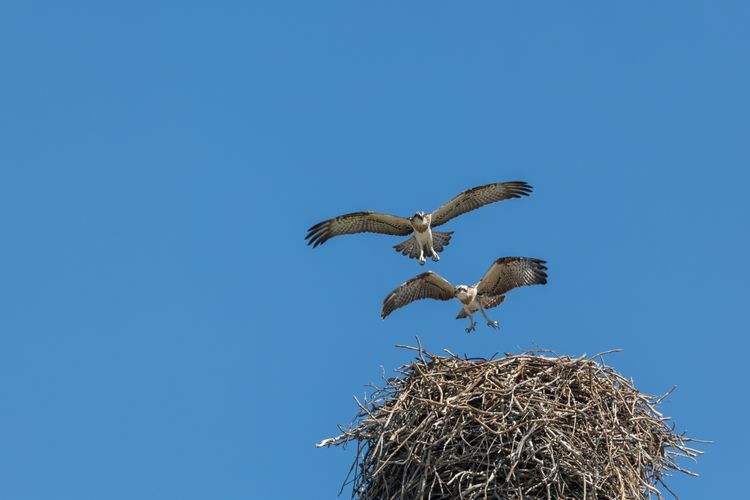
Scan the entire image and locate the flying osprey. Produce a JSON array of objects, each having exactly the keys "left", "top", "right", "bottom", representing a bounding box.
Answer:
[
  {"left": 305, "top": 182, "right": 532, "bottom": 265},
  {"left": 381, "top": 257, "right": 548, "bottom": 333}
]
